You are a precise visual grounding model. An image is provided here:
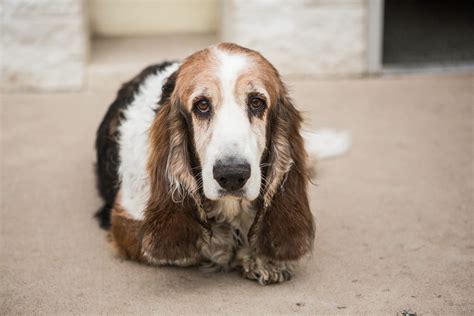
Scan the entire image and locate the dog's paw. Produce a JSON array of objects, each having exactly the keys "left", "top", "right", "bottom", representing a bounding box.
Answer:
[
  {"left": 242, "top": 265, "right": 292, "bottom": 285},
  {"left": 238, "top": 250, "right": 295, "bottom": 285}
]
